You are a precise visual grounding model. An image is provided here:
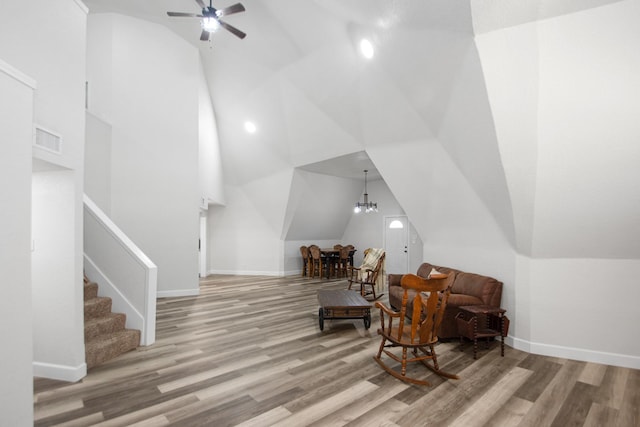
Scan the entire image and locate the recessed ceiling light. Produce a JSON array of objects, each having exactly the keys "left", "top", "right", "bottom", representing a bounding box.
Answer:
[
  {"left": 360, "top": 39, "right": 374, "bottom": 59},
  {"left": 244, "top": 121, "right": 257, "bottom": 134}
]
